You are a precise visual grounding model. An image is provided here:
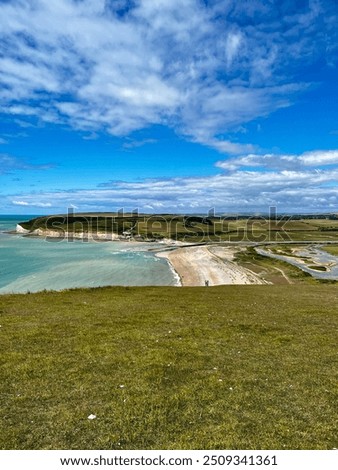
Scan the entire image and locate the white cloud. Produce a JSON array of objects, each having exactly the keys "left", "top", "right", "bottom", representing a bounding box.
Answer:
[
  {"left": 7, "top": 153, "right": 338, "bottom": 213},
  {"left": 0, "top": 0, "right": 335, "bottom": 152},
  {"left": 6, "top": 144, "right": 338, "bottom": 214},
  {"left": 216, "top": 150, "right": 338, "bottom": 171},
  {"left": 225, "top": 32, "right": 243, "bottom": 68},
  {"left": 200, "top": 138, "right": 256, "bottom": 155},
  {"left": 12, "top": 201, "right": 29, "bottom": 206},
  {"left": 299, "top": 150, "right": 338, "bottom": 166},
  {"left": 12, "top": 200, "right": 52, "bottom": 208}
]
